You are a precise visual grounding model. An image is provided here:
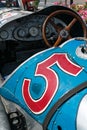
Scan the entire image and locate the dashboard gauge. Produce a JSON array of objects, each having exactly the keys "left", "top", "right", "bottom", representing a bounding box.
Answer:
[
  {"left": 17, "top": 29, "right": 26, "bottom": 38},
  {"left": 29, "top": 27, "right": 39, "bottom": 37},
  {"left": 0, "top": 30, "right": 8, "bottom": 39}
]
